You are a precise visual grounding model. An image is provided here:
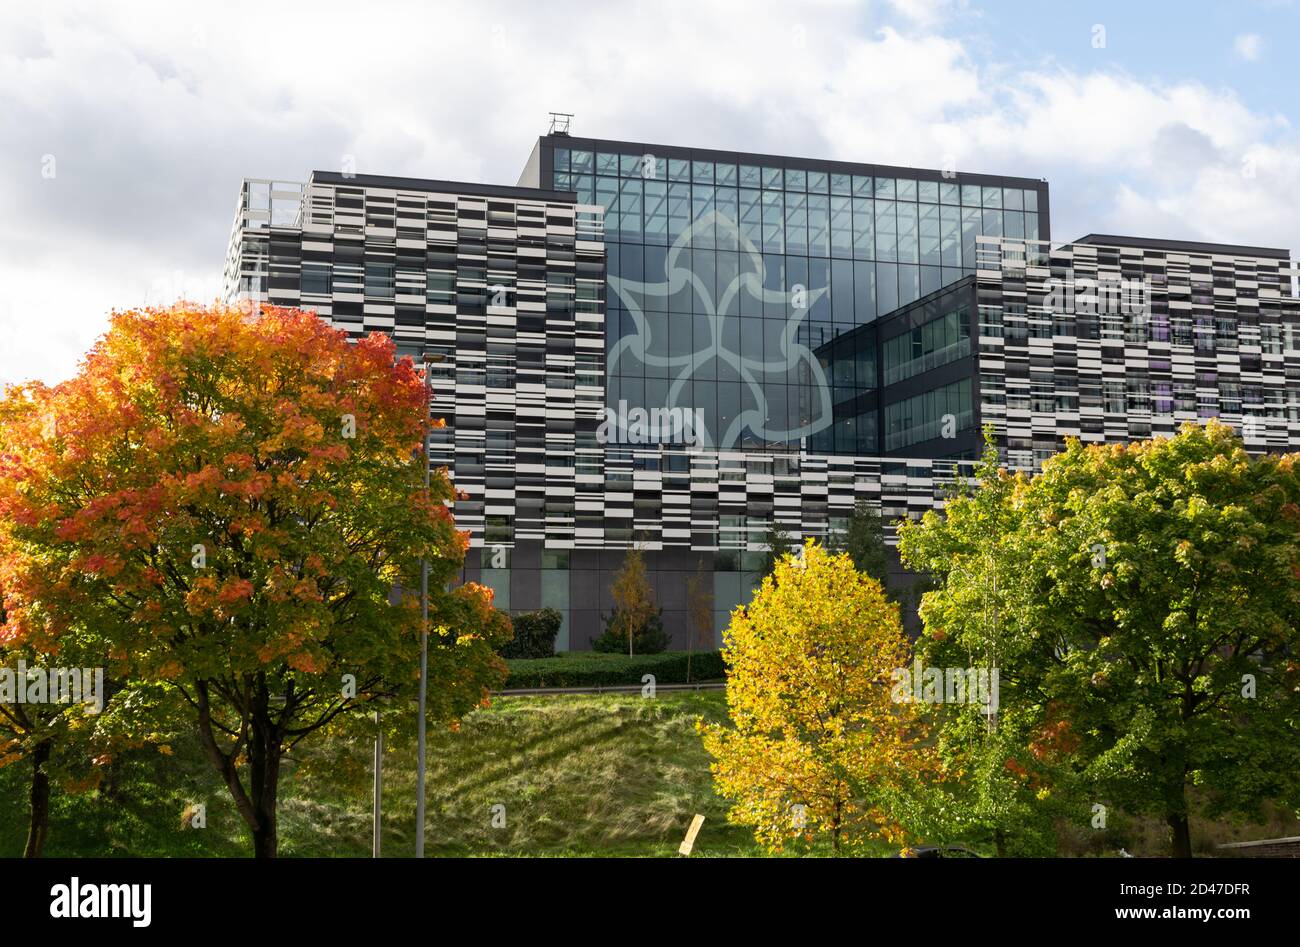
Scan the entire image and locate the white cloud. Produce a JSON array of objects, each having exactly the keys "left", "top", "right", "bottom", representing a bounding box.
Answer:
[
  {"left": 0, "top": 1, "right": 1297, "bottom": 385},
  {"left": 1110, "top": 140, "right": 1300, "bottom": 249},
  {"left": 1234, "top": 33, "right": 1263, "bottom": 62},
  {"left": 886, "top": 0, "right": 959, "bottom": 28}
]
